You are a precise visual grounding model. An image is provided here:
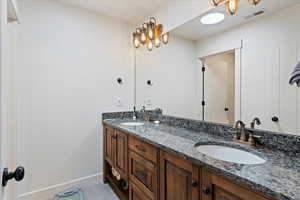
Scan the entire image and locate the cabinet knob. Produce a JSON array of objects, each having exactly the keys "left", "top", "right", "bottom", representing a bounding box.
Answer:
[
  {"left": 272, "top": 116, "right": 279, "bottom": 122},
  {"left": 202, "top": 187, "right": 211, "bottom": 195},
  {"left": 191, "top": 180, "right": 198, "bottom": 187}
]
